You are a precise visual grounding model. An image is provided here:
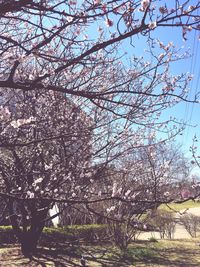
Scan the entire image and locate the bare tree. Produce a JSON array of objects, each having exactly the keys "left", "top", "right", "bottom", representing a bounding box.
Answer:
[
  {"left": 0, "top": 90, "right": 94, "bottom": 256},
  {"left": 148, "top": 209, "right": 176, "bottom": 239},
  {"left": 0, "top": 0, "right": 199, "bottom": 103},
  {"left": 179, "top": 213, "right": 200, "bottom": 238}
]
